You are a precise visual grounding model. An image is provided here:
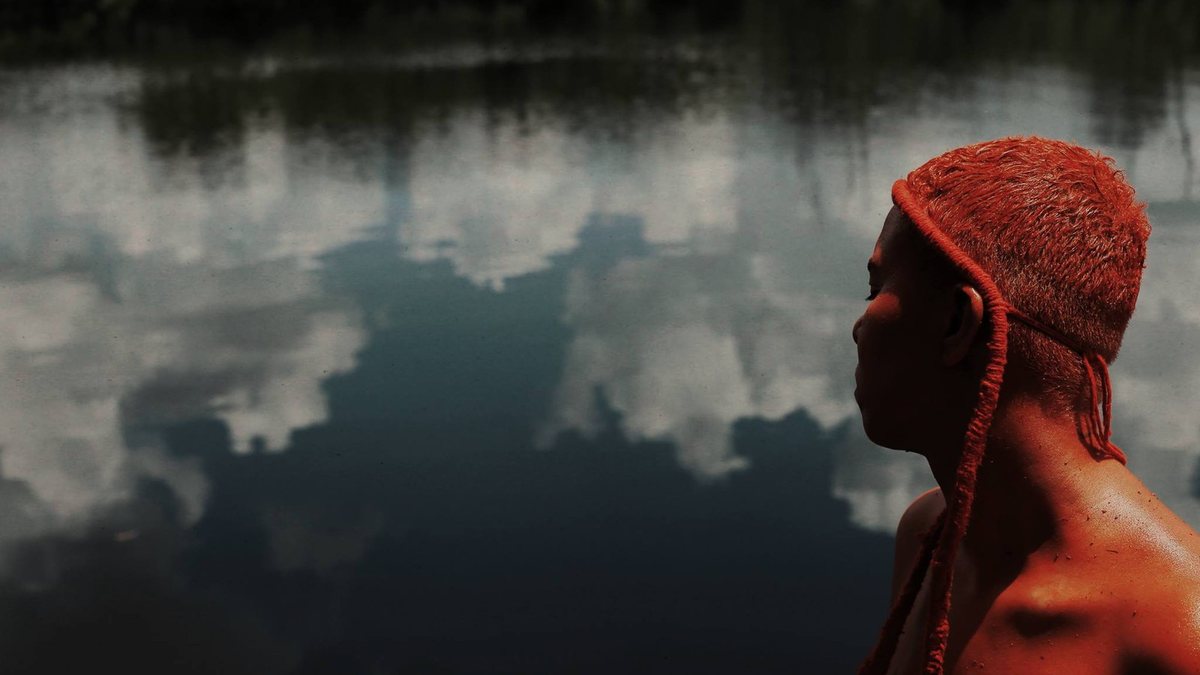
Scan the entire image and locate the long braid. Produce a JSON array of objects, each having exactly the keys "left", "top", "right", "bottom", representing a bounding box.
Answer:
[
  {"left": 893, "top": 179, "right": 1012, "bottom": 674},
  {"left": 856, "top": 509, "right": 947, "bottom": 674}
]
